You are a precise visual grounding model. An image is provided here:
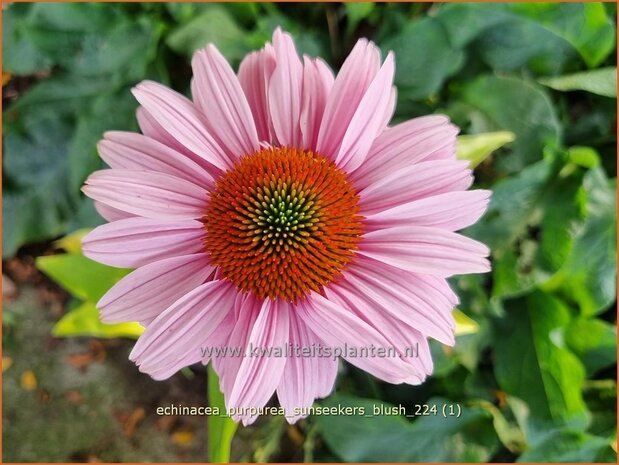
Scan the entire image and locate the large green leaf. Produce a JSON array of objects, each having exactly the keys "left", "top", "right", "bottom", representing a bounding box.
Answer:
[
  {"left": 166, "top": 5, "right": 249, "bottom": 63},
  {"left": 36, "top": 254, "right": 130, "bottom": 302},
  {"left": 66, "top": 89, "right": 139, "bottom": 193},
  {"left": 436, "top": 3, "right": 616, "bottom": 70},
  {"left": 565, "top": 318, "right": 617, "bottom": 376},
  {"left": 316, "top": 394, "right": 498, "bottom": 462},
  {"left": 2, "top": 110, "right": 77, "bottom": 257},
  {"left": 540, "top": 67, "right": 617, "bottom": 98},
  {"left": 517, "top": 429, "right": 616, "bottom": 462},
  {"left": 381, "top": 16, "right": 465, "bottom": 100},
  {"left": 542, "top": 168, "right": 617, "bottom": 315},
  {"left": 2, "top": 4, "right": 52, "bottom": 75},
  {"left": 493, "top": 291, "right": 589, "bottom": 437},
  {"left": 461, "top": 75, "right": 561, "bottom": 173},
  {"left": 53, "top": 301, "right": 143, "bottom": 339},
  {"left": 508, "top": 3, "right": 616, "bottom": 68}
]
